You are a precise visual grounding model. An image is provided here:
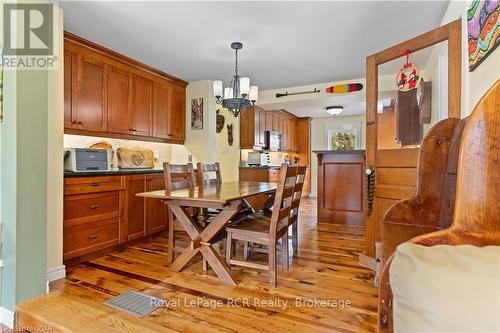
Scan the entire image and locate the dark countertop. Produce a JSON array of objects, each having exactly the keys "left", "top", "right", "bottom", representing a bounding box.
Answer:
[
  {"left": 239, "top": 166, "right": 281, "bottom": 170},
  {"left": 313, "top": 149, "right": 365, "bottom": 154},
  {"left": 64, "top": 168, "right": 164, "bottom": 178}
]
